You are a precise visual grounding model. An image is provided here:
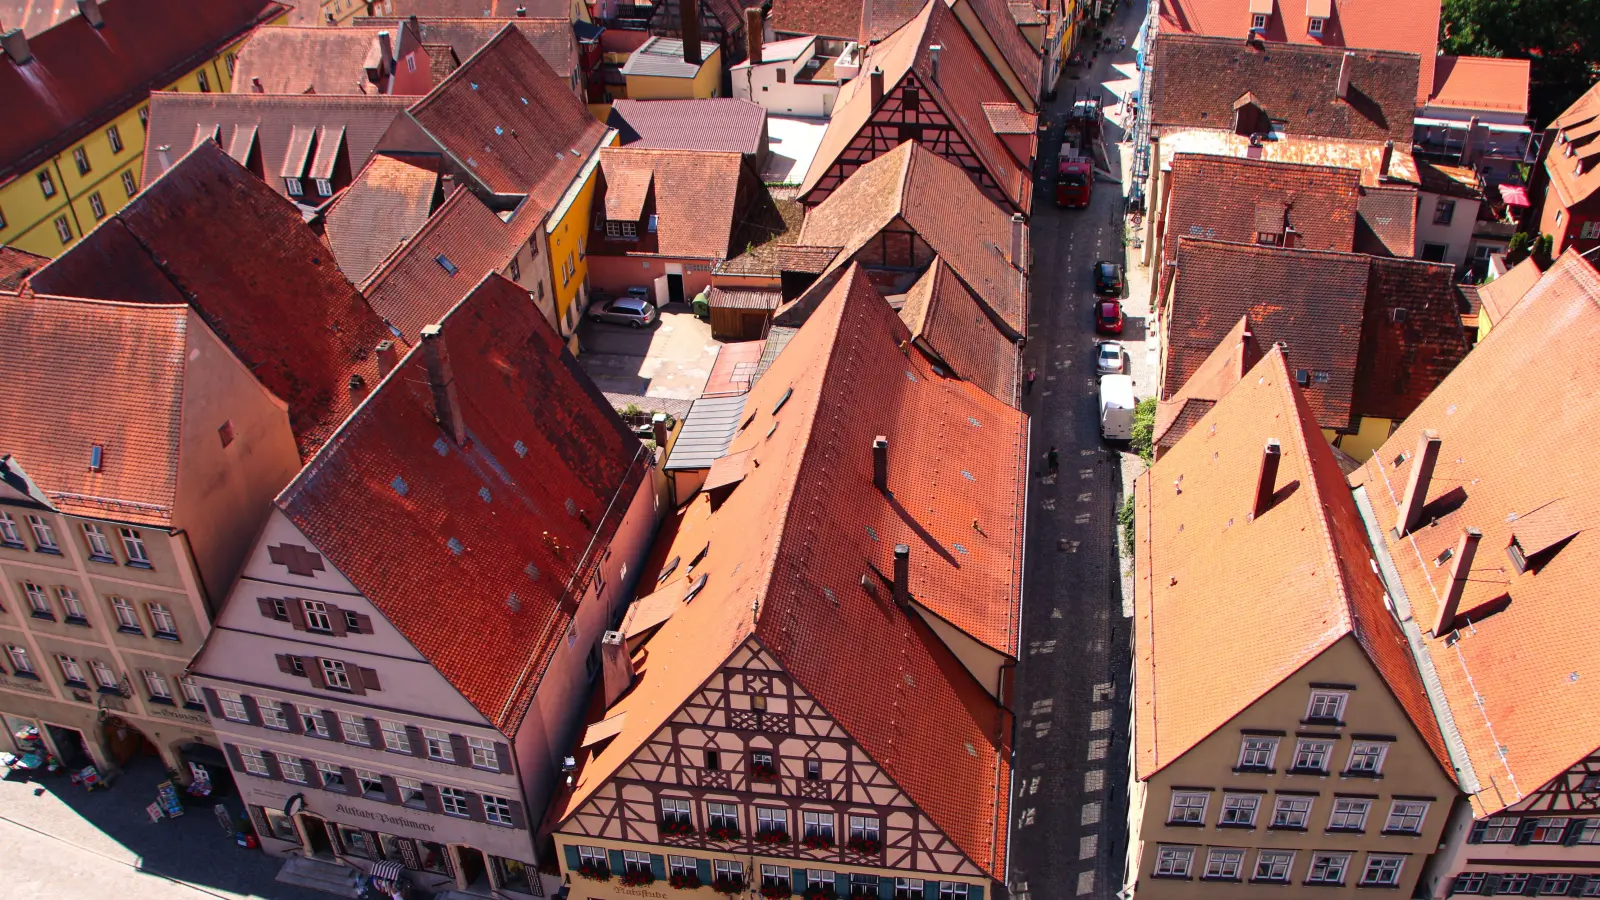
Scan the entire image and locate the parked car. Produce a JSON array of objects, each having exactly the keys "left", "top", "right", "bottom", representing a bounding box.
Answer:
[
  {"left": 1094, "top": 260, "right": 1124, "bottom": 296},
  {"left": 589, "top": 295, "right": 659, "bottom": 328},
  {"left": 1095, "top": 298, "right": 1124, "bottom": 335},
  {"left": 625, "top": 285, "right": 654, "bottom": 305},
  {"left": 1096, "top": 340, "right": 1126, "bottom": 374}
]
